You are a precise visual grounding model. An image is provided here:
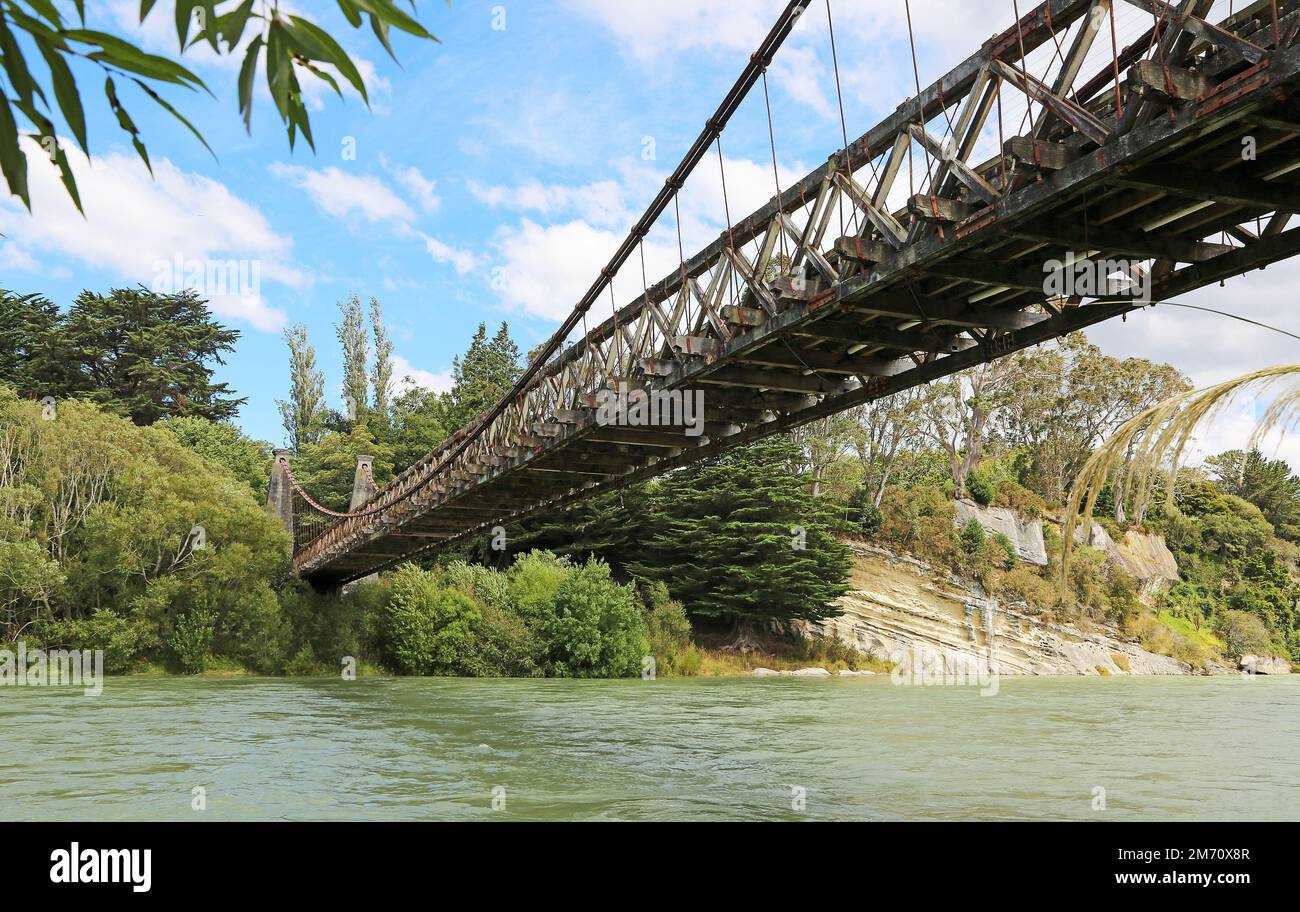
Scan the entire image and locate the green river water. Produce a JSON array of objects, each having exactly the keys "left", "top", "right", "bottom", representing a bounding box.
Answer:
[{"left": 2, "top": 675, "right": 1297, "bottom": 821}]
